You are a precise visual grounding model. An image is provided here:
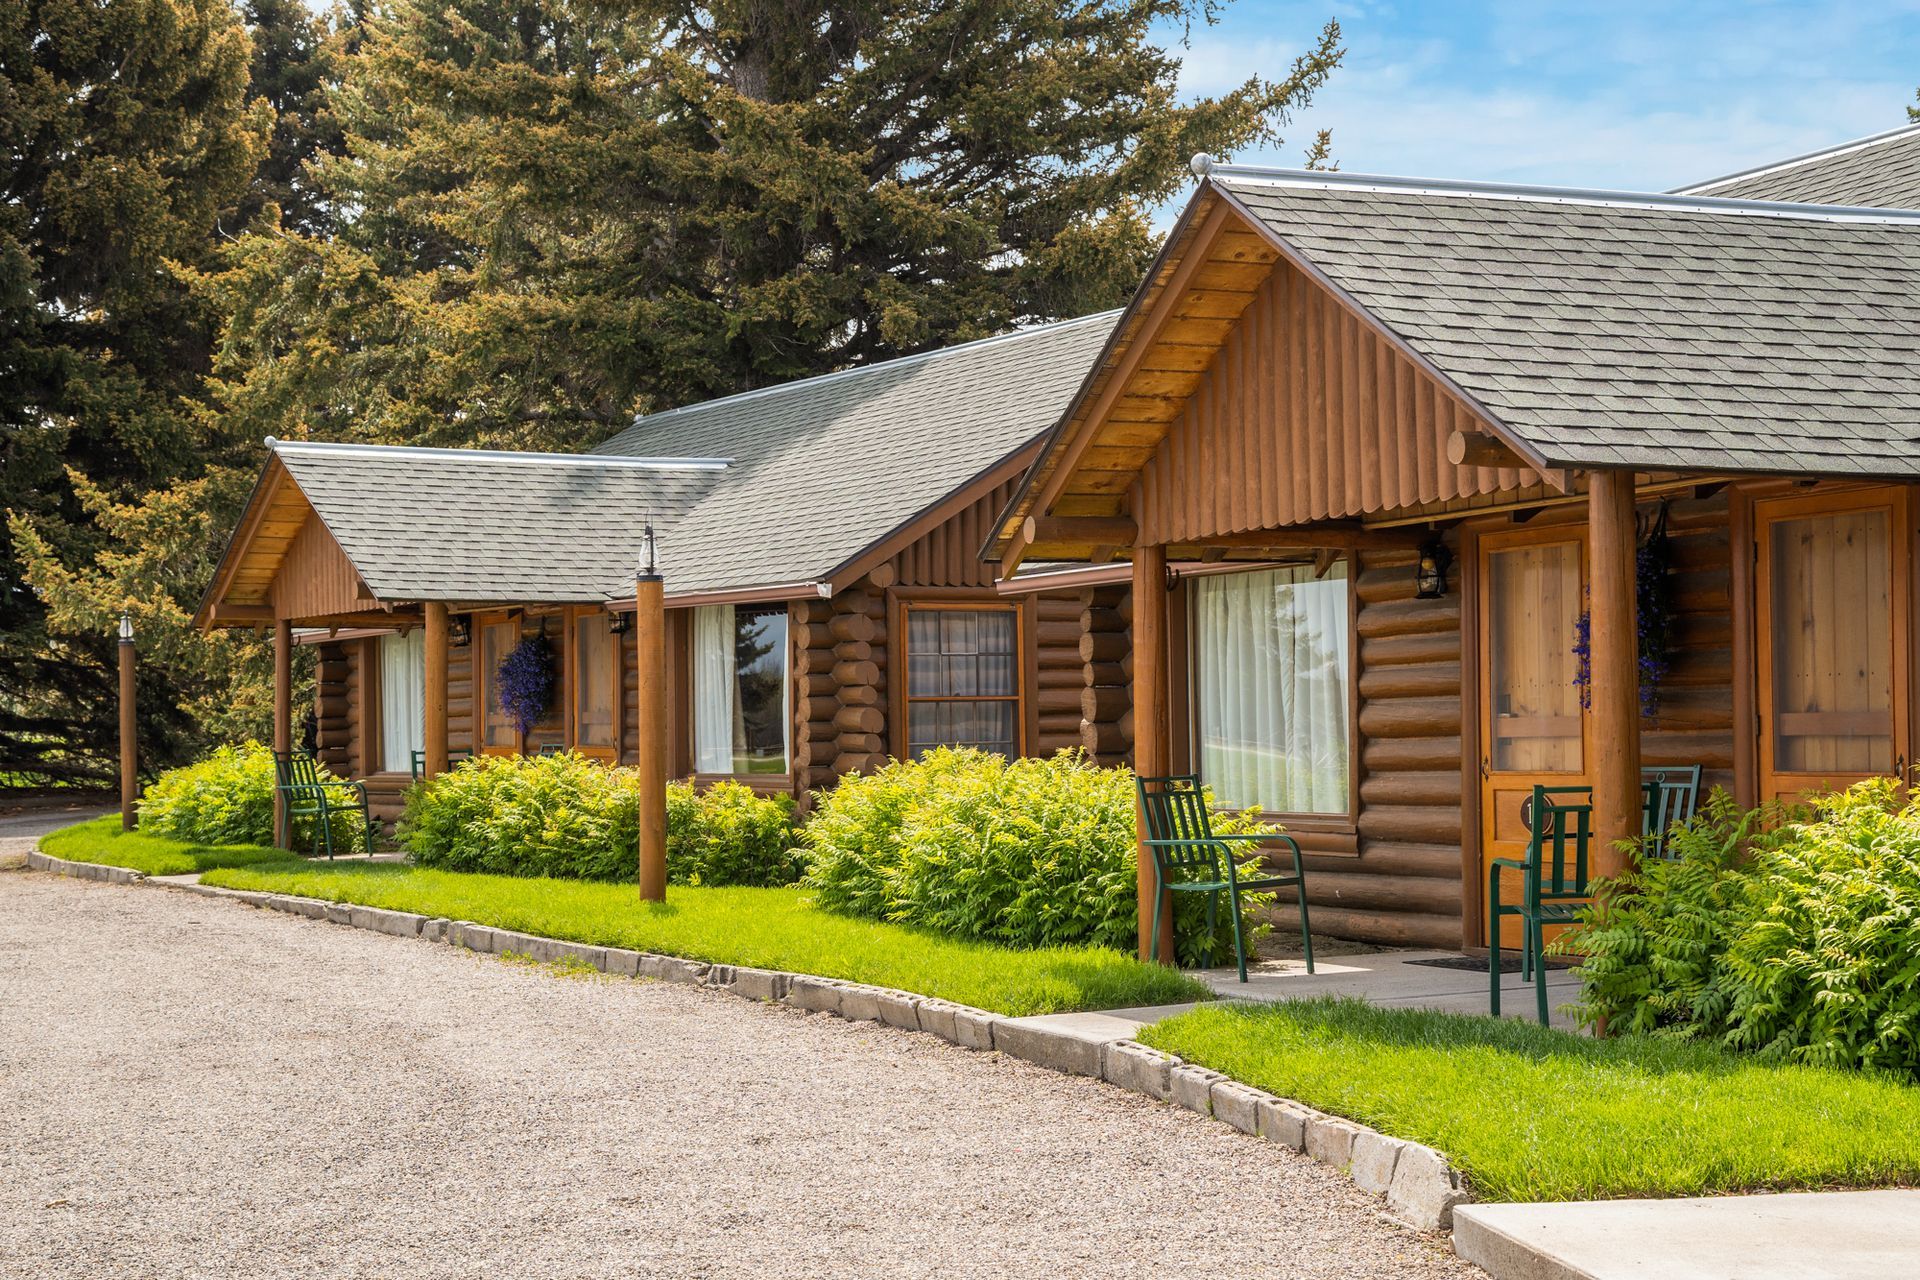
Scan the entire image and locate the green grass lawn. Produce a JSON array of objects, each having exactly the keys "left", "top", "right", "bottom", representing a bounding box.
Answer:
[
  {"left": 1140, "top": 998, "right": 1920, "bottom": 1203},
  {"left": 183, "top": 859, "right": 1210, "bottom": 1018},
  {"left": 39, "top": 816, "right": 290, "bottom": 876}
]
